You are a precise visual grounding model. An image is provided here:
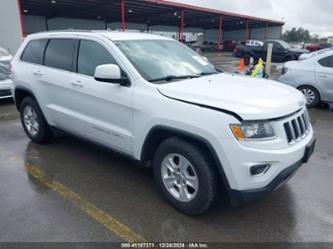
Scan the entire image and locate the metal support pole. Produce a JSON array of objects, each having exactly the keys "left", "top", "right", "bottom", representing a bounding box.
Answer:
[
  {"left": 180, "top": 9, "right": 184, "bottom": 42},
  {"left": 265, "top": 23, "right": 268, "bottom": 40},
  {"left": 245, "top": 20, "right": 249, "bottom": 42},
  {"left": 17, "top": 0, "right": 25, "bottom": 37},
  {"left": 217, "top": 16, "right": 223, "bottom": 53},
  {"left": 121, "top": 0, "right": 125, "bottom": 32}
]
